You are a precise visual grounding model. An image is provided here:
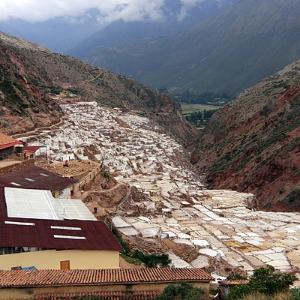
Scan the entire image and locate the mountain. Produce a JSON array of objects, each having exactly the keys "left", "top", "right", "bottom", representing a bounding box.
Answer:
[
  {"left": 0, "top": 32, "right": 195, "bottom": 144},
  {"left": 73, "top": 0, "right": 300, "bottom": 100},
  {"left": 71, "top": 0, "right": 236, "bottom": 58},
  {"left": 0, "top": 10, "right": 103, "bottom": 53},
  {"left": 0, "top": 33, "right": 62, "bottom": 134},
  {"left": 191, "top": 60, "right": 300, "bottom": 211}
]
